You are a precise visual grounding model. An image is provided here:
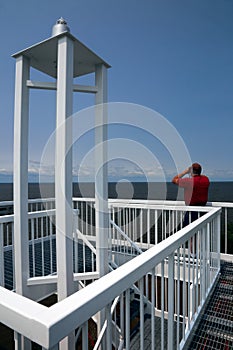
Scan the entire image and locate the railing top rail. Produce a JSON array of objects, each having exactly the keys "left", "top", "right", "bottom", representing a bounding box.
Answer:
[
  {"left": 73, "top": 197, "right": 216, "bottom": 212},
  {"left": 109, "top": 198, "right": 233, "bottom": 208},
  {"left": 0, "top": 197, "right": 232, "bottom": 210},
  {"left": 28, "top": 209, "right": 55, "bottom": 219},
  {"left": 0, "top": 214, "right": 14, "bottom": 224},
  {"left": 0, "top": 209, "right": 55, "bottom": 224},
  {"left": 0, "top": 201, "right": 14, "bottom": 207},
  {"left": 0, "top": 206, "right": 221, "bottom": 348},
  {"left": 208, "top": 201, "right": 233, "bottom": 208},
  {"left": 73, "top": 197, "right": 233, "bottom": 209},
  {"left": 110, "top": 202, "right": 213, "bottom": 212},
  {"left": 28, "top": 198, "right": 55, "bottom": 204},
  {"left": 0, "top": 198, "right": 56, "bottom": 207},
  {"left": 73, "top": 197, "right": 95, "bottom": 202}
]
